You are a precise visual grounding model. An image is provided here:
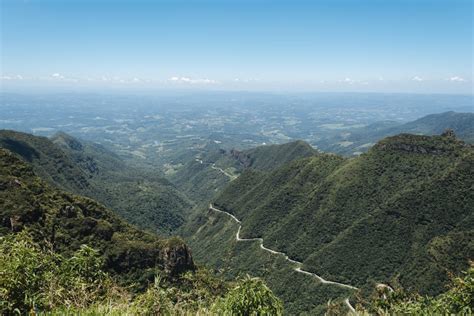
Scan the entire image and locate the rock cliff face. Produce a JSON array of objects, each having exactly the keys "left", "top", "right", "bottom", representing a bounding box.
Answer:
[
  {"left": 441, "top": 128, "right": 456, "bottom": 138},
  {"left": 161, "top": 240, "right": 196, "bottom": 276}
]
